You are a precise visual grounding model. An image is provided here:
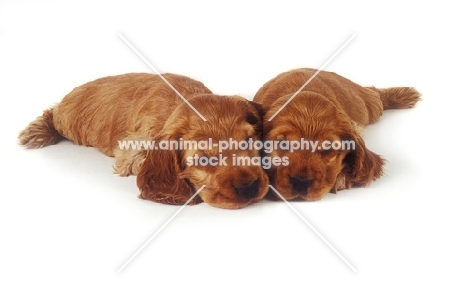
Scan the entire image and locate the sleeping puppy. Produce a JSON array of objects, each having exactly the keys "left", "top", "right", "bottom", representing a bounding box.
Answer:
[
  {"left": 19, "top": 73, "right": 269, "bottom": 209},
  {"left": 254, "top": 68, "right": 420, "bottom": 201}
]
